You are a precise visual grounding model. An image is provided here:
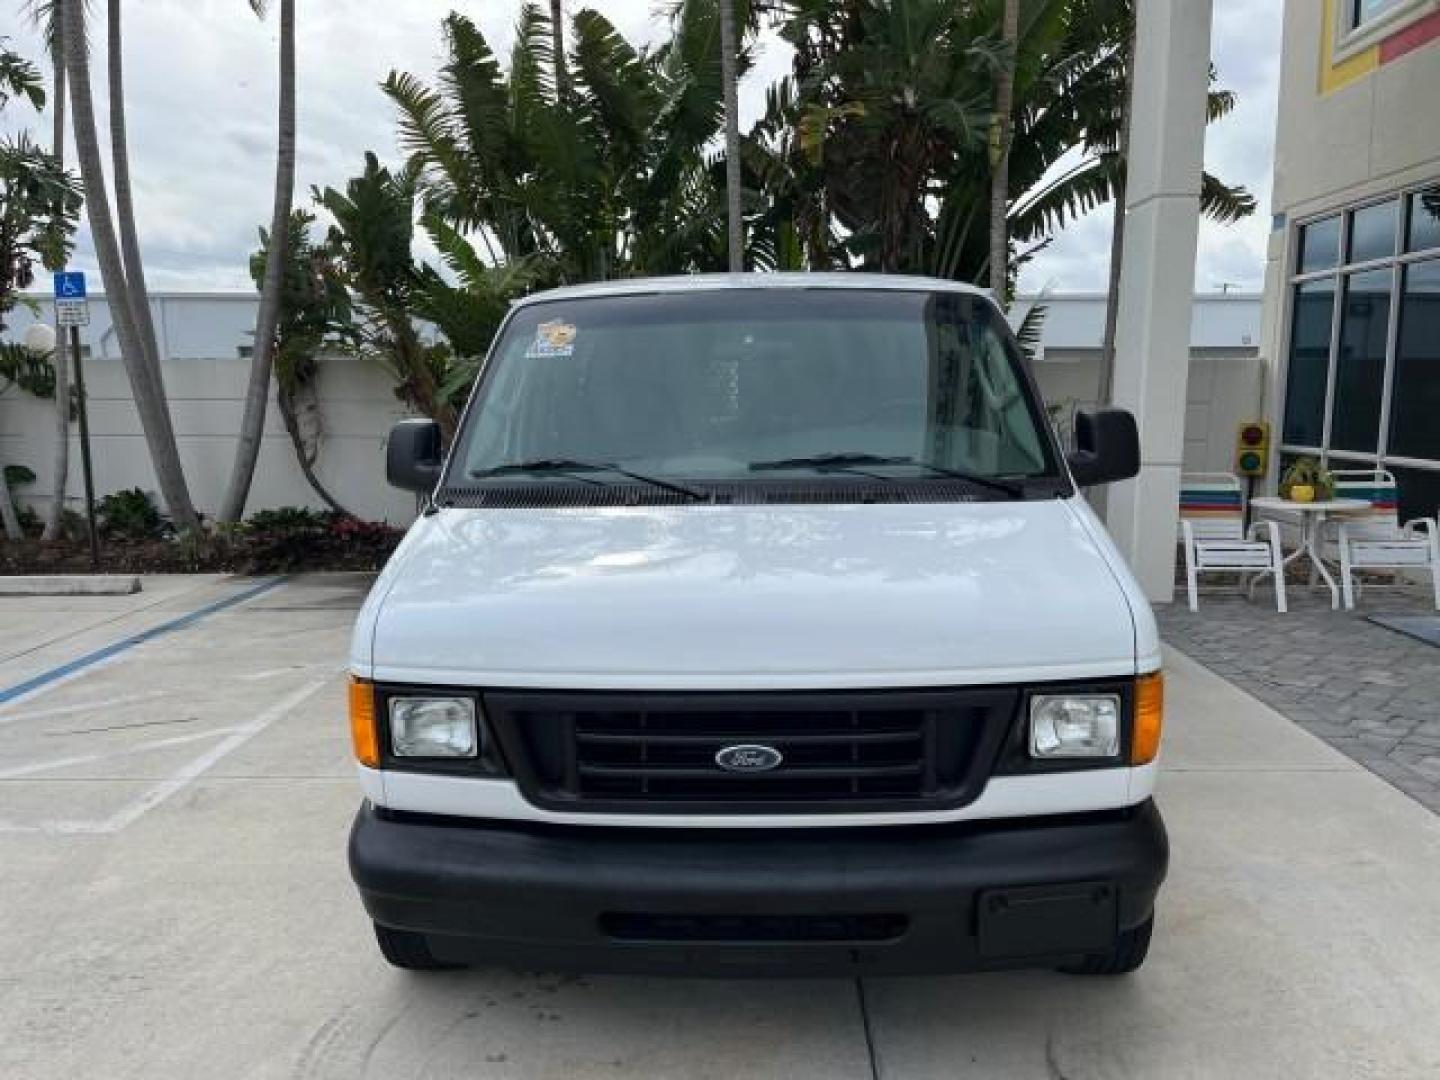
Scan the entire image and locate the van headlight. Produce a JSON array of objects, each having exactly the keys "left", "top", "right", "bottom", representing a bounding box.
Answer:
[
  {"left": 389, "top": 696, "right": 479, "bottom": 758},
  {"left": 1029, "top": 694, "right": 1120, "bottom": 759}
]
